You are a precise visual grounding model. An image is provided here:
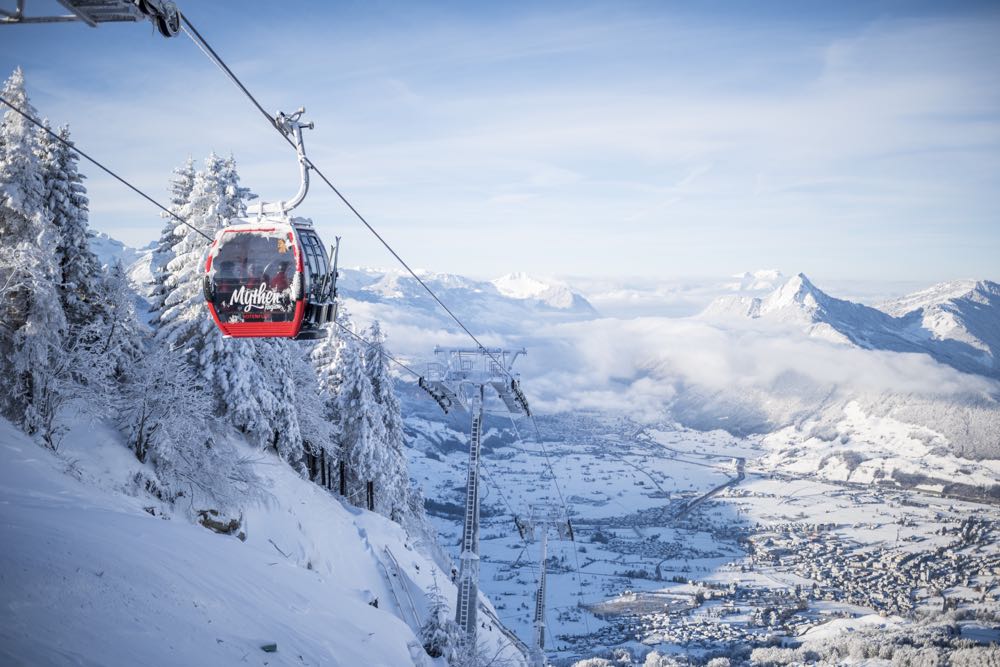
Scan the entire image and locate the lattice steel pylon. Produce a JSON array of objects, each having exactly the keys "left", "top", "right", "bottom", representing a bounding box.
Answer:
[
  {"left": 421, "top": 347, "right": 529, "bottom": 641},
  {"left": 516, "top": 505, "right": 573, "bottom": 667}
]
